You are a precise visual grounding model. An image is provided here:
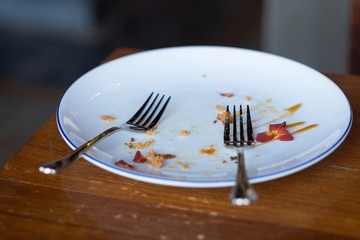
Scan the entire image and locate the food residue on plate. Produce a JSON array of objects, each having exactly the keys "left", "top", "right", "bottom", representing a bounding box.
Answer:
[
  {"left": 116, "top": 149, "right": 176, "bottom": 170},
  {"left": 199, "top": 144, "right": 216, "bottom": 155},
  {"left": 115, "top": 92, "right": 320, "bottom": 174},
  {"left": 148, "top": 149, "right": 174, "bottom": 168},
  {"left": 216, "top": 110, "right": 232, "bottom": 124},
  {"left": 146, "top": 126, "right": 158, "bottom": 135},
  {"left": 181, "top": 163, "right": 189, "bottom": 170},
  {"left": 101, "top": 115, "right": 117, "bottom": 121},
  {"left": 132, "top": 150, "right": 148, "bottom": 163},
  {"left": 256, "top": 121, "right": 294, "bottom": 143},
  {"left": 219, "top": 92, "right": 234, "bottom": 98},
  {"left": 291, "top": 123, "right": 319, "bottom": 135},
  {"left": 244, "top": 96, "right": 251, "bottom": 102},
  {"left": 126, "top": 139, "right": 155, "bottom": 150},
  {"left": 179, "top": 130, "right": 189, "bottom": 136},
  {"left": 215, "top": 105, "right": 225, "bottom": 112},
  {"left": 115, "top": 160, "right": 134, "bottom": 169}
]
